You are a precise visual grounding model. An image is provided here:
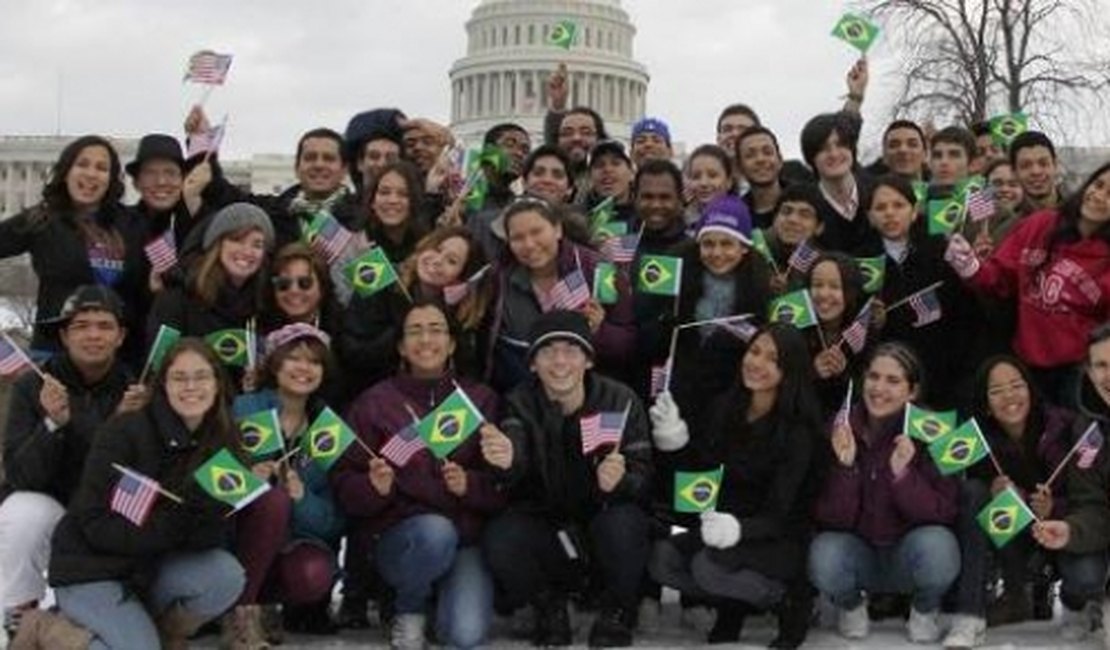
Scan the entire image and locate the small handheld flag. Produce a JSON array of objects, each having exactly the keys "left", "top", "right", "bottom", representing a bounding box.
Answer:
[
  {"left": 904, "top": 404, "right": 957, "bottom": 444},
  {"left": 989, "top": 113, "right": 1029, "bottom": 148},
  {"left": 193, "top": 448, "right": 270, "bottom": 511},
  {"left": 548, "top": 19, "right": 579, "bottom": 49},
  {"left": 588, "top": 196, "right": 617, "bottom": 237},
  {"left": 140, "top": 325, "right": 181, "bottom": 383},
  {"left": 580, "top": 403, "right": 629, "bottom": 456},
  {"left": 593, "top": 262, "right": 619, "bottom": 305},
  {"left": 186, "top": 117, "right": 226, "bottom": 158},
  {"left": 637, "top": 255, "right": 683, "bottom": 296},
  {"left": 303, "top": 407, "right": 358, "bottom": 471},
  {"left": 674, "top": 466, "right": 724, "bottom": 513},
  {"left": 840, "top": 298, "right": 874, "bottom": 354},
  {"left": 768, "top": 289, "right": 818, "bottom": 329},
  {"left": 965, "top": 188, "right": 996, "bottom": 223},
  {"left": 0, "top": 333, "right": 35, "bottom": 379},
  {"left": 787, "top": 240, "right": 820, "bottom": 275},
  {"left": 649, "top": 362, "right": 670, "bottom": 399},
  {"left": 144, "top": 230, "right": 178, "bottom": 274},
  {"left": 110, "top": 466, "right": 163, "bottom": 527},
  {"left": 204, "top": 328, "right": 250, "bottom": 367},
  {"left": 379, "top": 423, "right": 426, "bottom": 467},
  {"left": 600, "top": 233, "right": 639, "bottom": 264},
  {"left": 302, "top": 211, "right": 354, "bottom": 265},
  {"left": 977, "top": 486, "right": 1036, "bottom": 548},
  {"left": 238, "top": 409, "right": 284, "bottom": 459},
  {"left": 1075, "top": 424, "right": 1104, "bottom": 470},
  {"left": 927, "top": 199, "right": 966, "bottom": 236},
  {"left": 912, "top": 180, "right": 929, "bottom": 206},
  {"left": 834, "top": 380, "right": 853, "bottom": 429},
  {"left": 183, "top": 50, "right": 233, "bottom": 85},
  {"left": 908, "top": 288, "right": 943, "bottom": 327},
  {"left": 443, "top": 264, "right": 491, "bottom": 307},
  {"left": 416, "top": 387, "right": 484, "bottom": 459},
  {"left": 928, "top": 418, "right": 990, "bottom": 475},
  {"left": 831, "top": 13, "right": 881, "bottom": 53},
  {"left": 344, "top": 247, "right": 399, "bottom": 298},
  {"left": 855, "top": 256, "right": 886, "bottom": 294},
  {"left": 750, "top": 229, "right": 779, "bottom": 272},
  {"left": 539, "top": 269, "right": 591, "bottom": 312}
]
